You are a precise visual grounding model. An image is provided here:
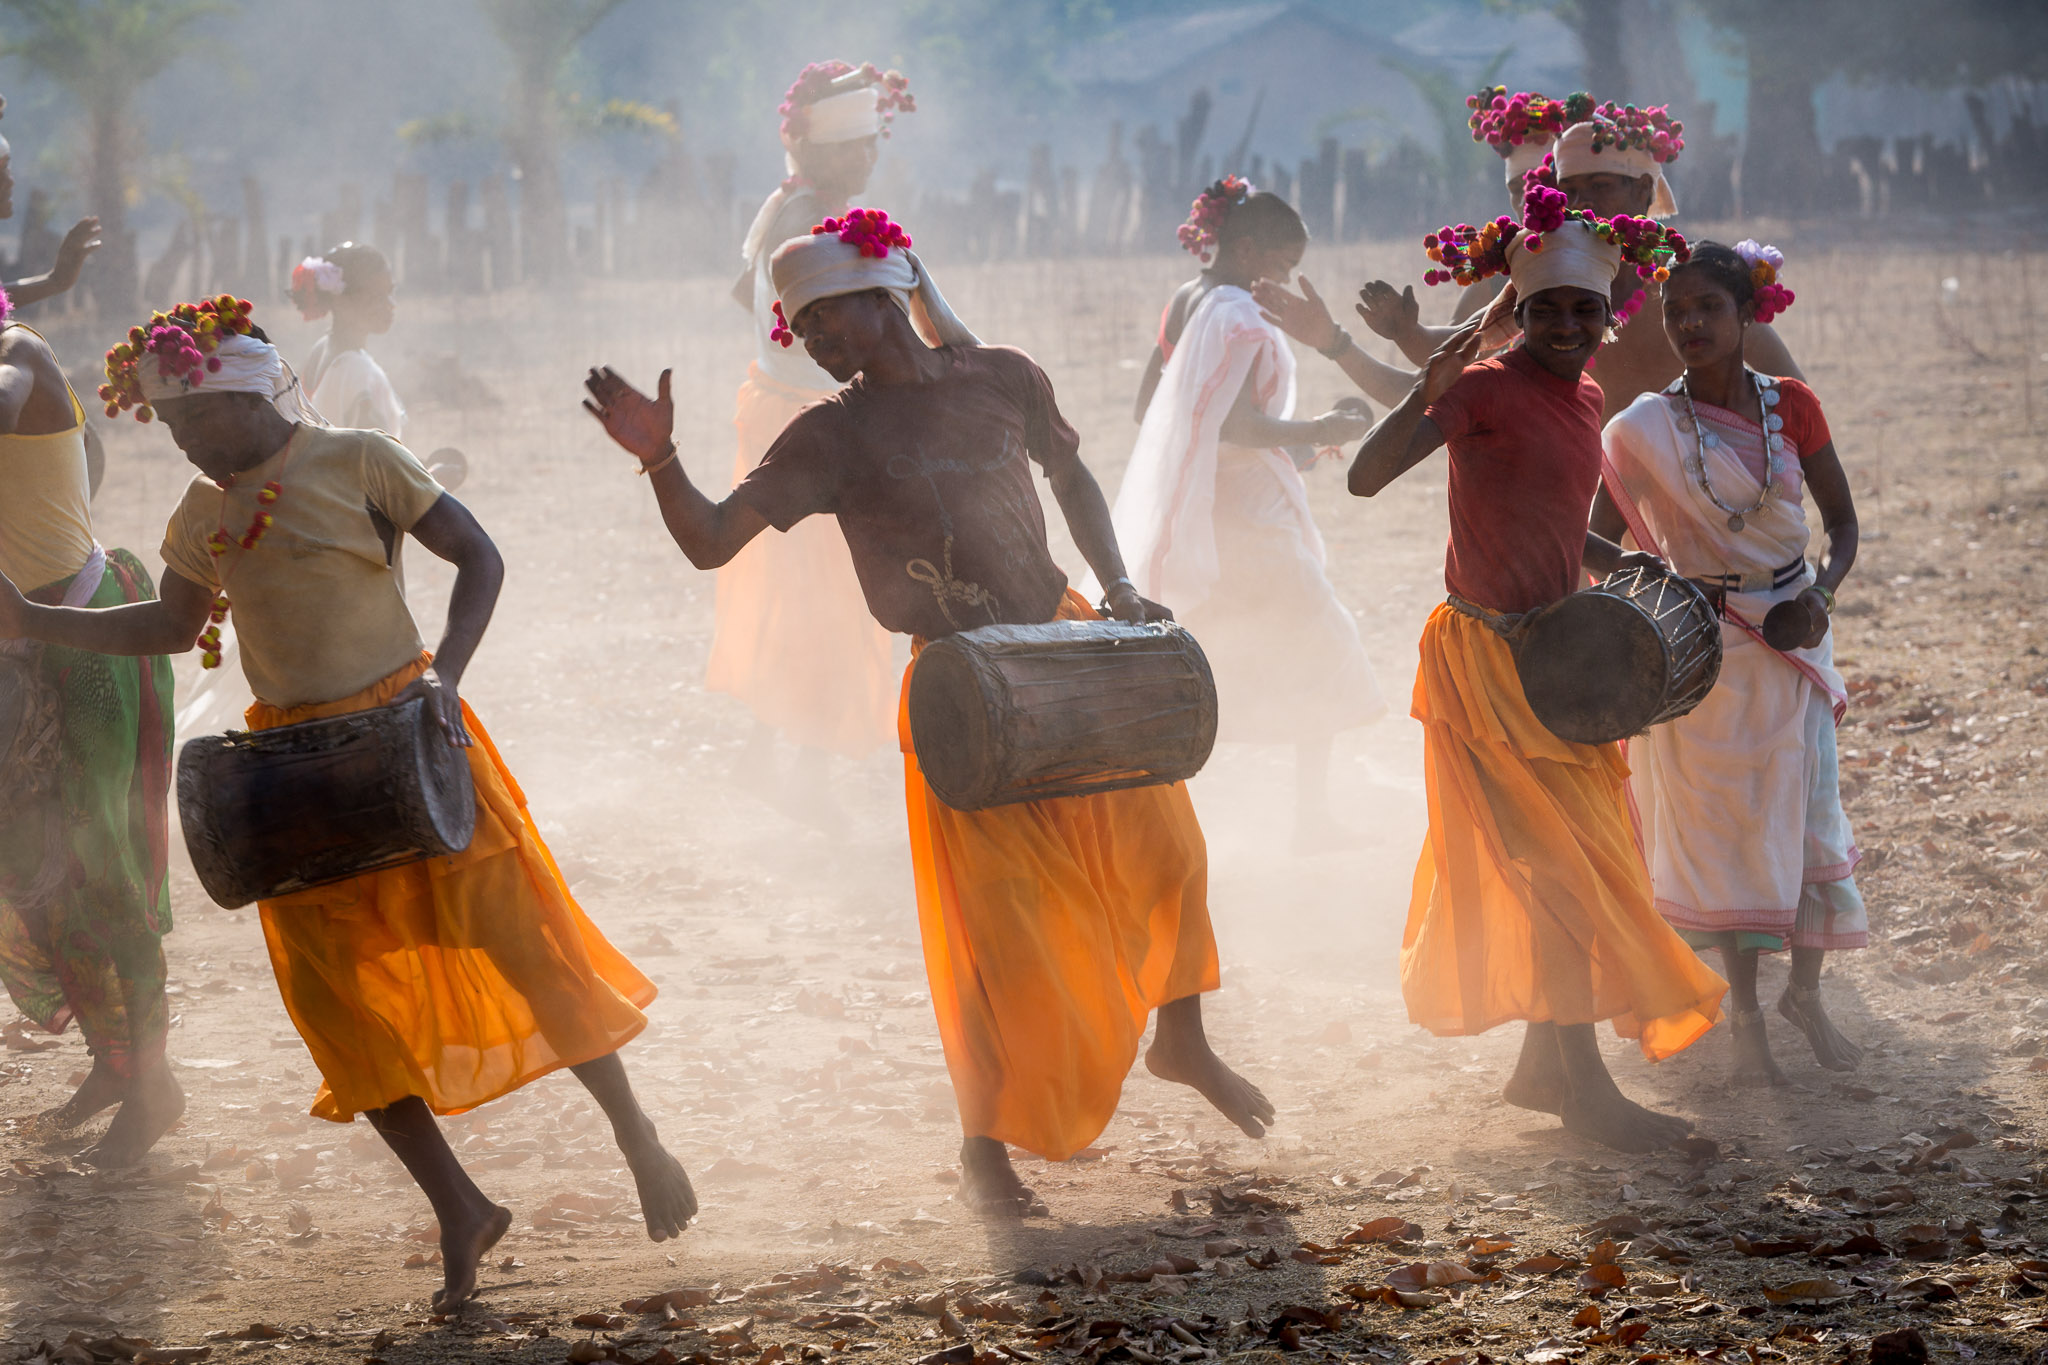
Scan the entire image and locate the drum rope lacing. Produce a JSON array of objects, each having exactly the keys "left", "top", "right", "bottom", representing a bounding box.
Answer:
[{"left": 1678, "top": 368, "right": 1783, "bottom": 533}]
